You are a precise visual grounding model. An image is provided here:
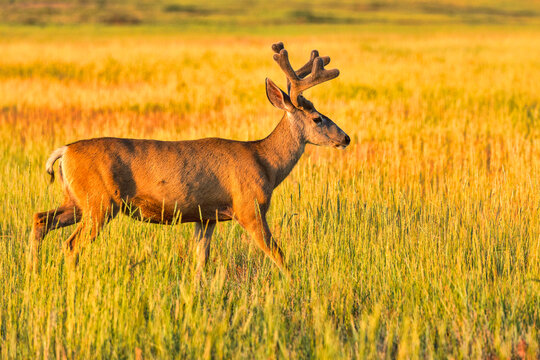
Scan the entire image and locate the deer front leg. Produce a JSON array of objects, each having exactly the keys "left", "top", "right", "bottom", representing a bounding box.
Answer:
[
  {"left": 193, "top": 221, "right": 216, "bottom": 276},
  {"left": 237, "top": 213, "right": 290, "bottom": 279}
]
